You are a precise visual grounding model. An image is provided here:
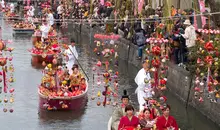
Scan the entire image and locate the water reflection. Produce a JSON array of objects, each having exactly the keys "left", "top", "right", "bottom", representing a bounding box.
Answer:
[{"left": 38, "top": 109, "right": 86, "bottom": 121}]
